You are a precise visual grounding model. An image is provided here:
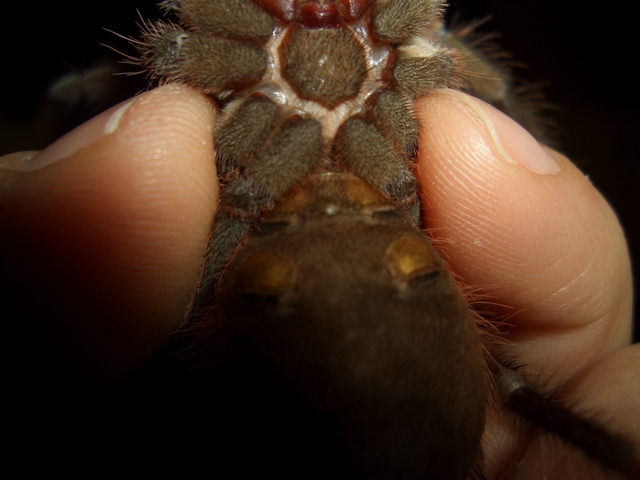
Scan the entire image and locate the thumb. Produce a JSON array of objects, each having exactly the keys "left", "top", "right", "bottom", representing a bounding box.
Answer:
[
  {"left": 1, "top": 84, "right": 217, "bottom": 388},
  {"left": 415, "top": 89, "right": 632, "bottom": 386},
  {"left": 416, "top": 89, "right": 635, "bottom": 475}
]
